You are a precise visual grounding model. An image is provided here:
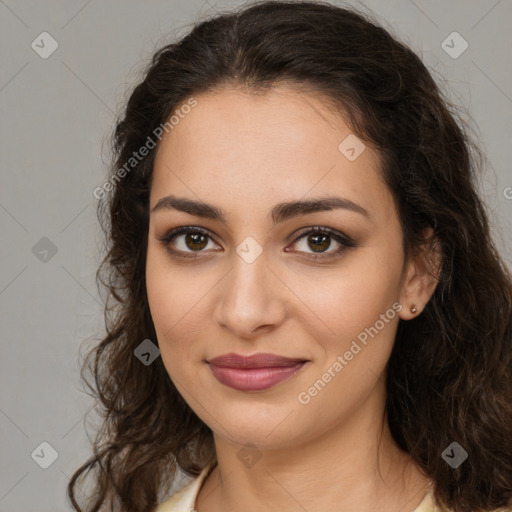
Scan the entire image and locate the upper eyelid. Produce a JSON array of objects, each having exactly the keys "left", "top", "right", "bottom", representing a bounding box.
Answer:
[{"left": 161, "top": 224, "right": 344, "bottom": 238}]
